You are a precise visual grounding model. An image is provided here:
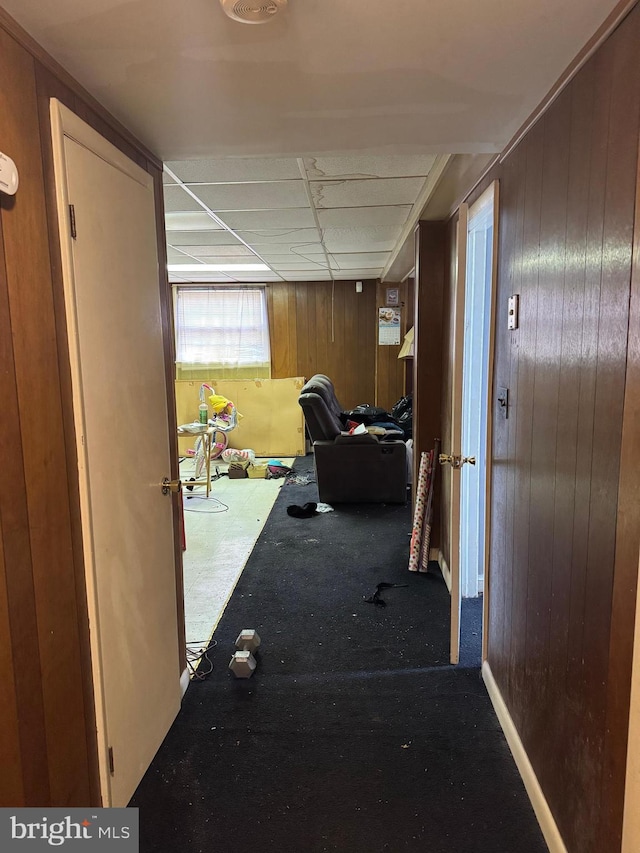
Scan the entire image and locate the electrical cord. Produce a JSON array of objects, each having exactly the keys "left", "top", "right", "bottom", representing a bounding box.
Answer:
[
  {"left": 183, "top": 494, "right": 229, "bottom": 513},
  {"left": 185, "top": 638, "right": 217, "bottom": 680}
]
